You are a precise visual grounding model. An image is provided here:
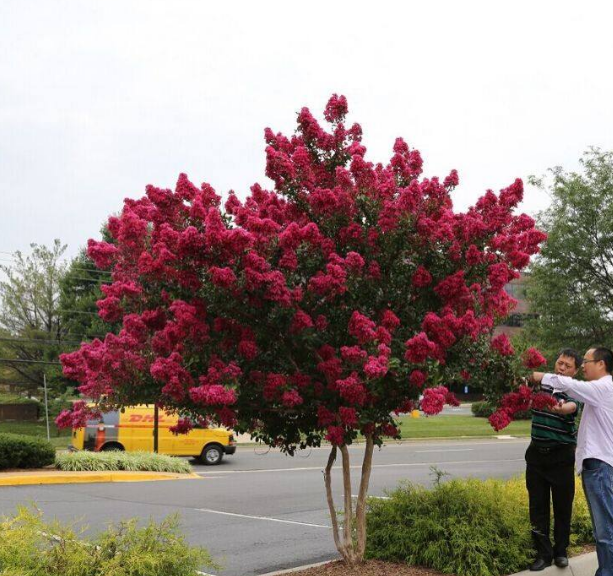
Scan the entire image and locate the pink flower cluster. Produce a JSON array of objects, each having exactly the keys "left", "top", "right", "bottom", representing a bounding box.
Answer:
[
  {"left": 56, "top": 401, "right": 101, "bottom": 430},
  {"left": 522, "top": 347, "right": 547, "bottom": 369},
  {"left": 169, "top": 418, "right": 194, "bottom": 435},
  {"left": 404, "top": 332, "right": 437, "bottom": 364},
  {"left": 488, "top": 382, "right": 558, "bottom": 431},
  {"left": 420, "top": 386, "right": 459, "bottom": 416},
  {"left": 491, "top": 334, "right": 515, "bottom": 356}
]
